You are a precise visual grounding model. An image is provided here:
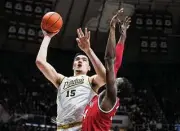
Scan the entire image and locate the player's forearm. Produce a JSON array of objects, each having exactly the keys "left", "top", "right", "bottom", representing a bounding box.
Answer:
[
  {"left": 118, "top": 30, "right": 126, "bottom": 44},
  {"left": 105, "top": 58, "right": 117, "bottom": 98},
  {"left": 104, "top": 26, "right": 117, "bottom": 93},
  {"left": 114, "top": 30, "right": 127, "bottom": 76},
  {"left": 104, "top": 26, "right": 116, "bottom": 60},
  {"left": 114, "top": 42, "right": 124, "bottom": 77},
  {"left": 36, "top": 36, "right": 51, "bottom": 62},
  {"left": 85, "top": 48, "right": 106, "bottom": 81},
  {"left": 104, "top": 27, "right": 116, "bottom": 78}
]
